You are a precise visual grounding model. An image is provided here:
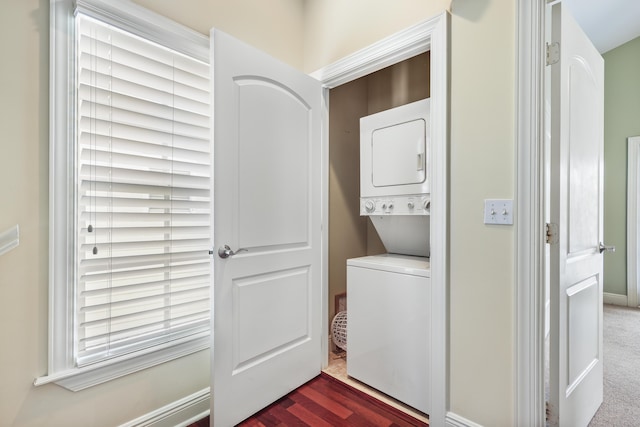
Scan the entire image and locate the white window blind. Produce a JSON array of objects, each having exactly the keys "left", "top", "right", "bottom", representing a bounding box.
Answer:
[{"left": 75, "top": 14, "right": 211, "bottom": 366}]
